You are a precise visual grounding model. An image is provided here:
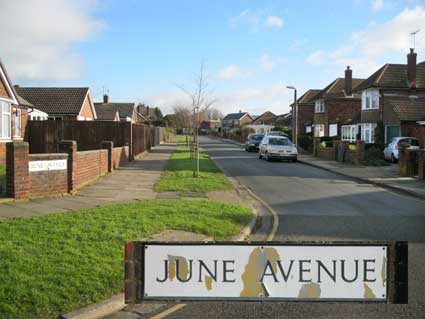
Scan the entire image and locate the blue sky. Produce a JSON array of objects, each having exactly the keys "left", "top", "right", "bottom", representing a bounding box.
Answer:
[{"left": 1, "top": 0, "right": 425, "bottom": 115}]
